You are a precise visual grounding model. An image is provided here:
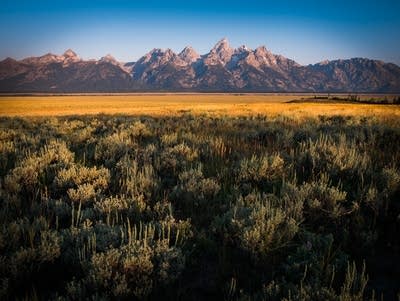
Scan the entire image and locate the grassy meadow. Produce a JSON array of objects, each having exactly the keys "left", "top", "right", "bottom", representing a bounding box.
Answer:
[
  {"left": 0, "top": 95, "right": 399, "bottom": 300},
  {"left": 1, "top": 94, "right": 400, "bottom": 117}
]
